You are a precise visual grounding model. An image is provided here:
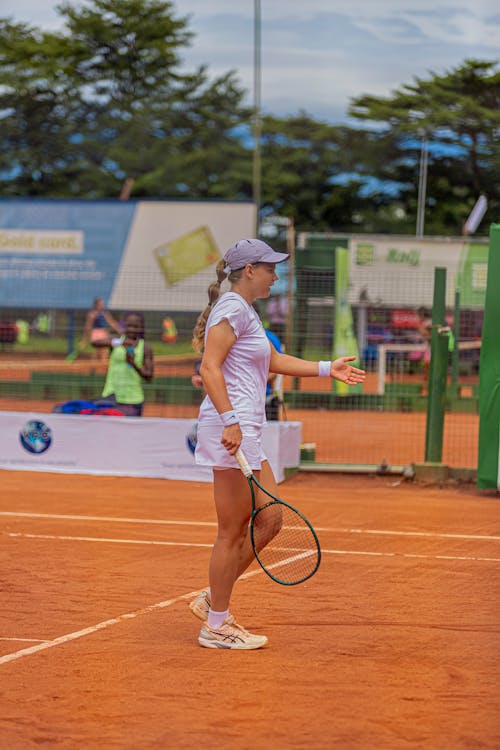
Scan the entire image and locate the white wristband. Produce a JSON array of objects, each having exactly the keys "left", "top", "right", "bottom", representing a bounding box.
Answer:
[
  {"left": 220, "top": 409, "right": 239, "bottom": 427},
  {"left": 318, "top": 360, "right": 332, "bottom": 377}
]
